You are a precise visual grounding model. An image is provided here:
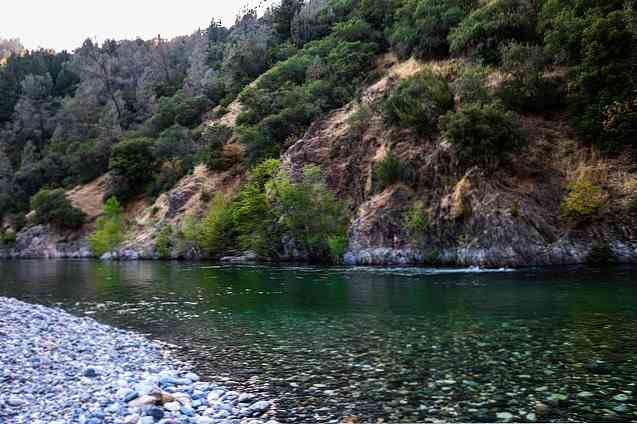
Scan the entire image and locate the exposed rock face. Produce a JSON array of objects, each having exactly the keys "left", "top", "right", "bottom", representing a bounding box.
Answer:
[
  {"left": 0, "top": 225, "right": 92, "bottom": 259},
  {"left": 281, "top": 61, "right": 637, "bottom": 267},
  {"left": 3, "top": 58, "right": 637, "bottom": 268}
]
